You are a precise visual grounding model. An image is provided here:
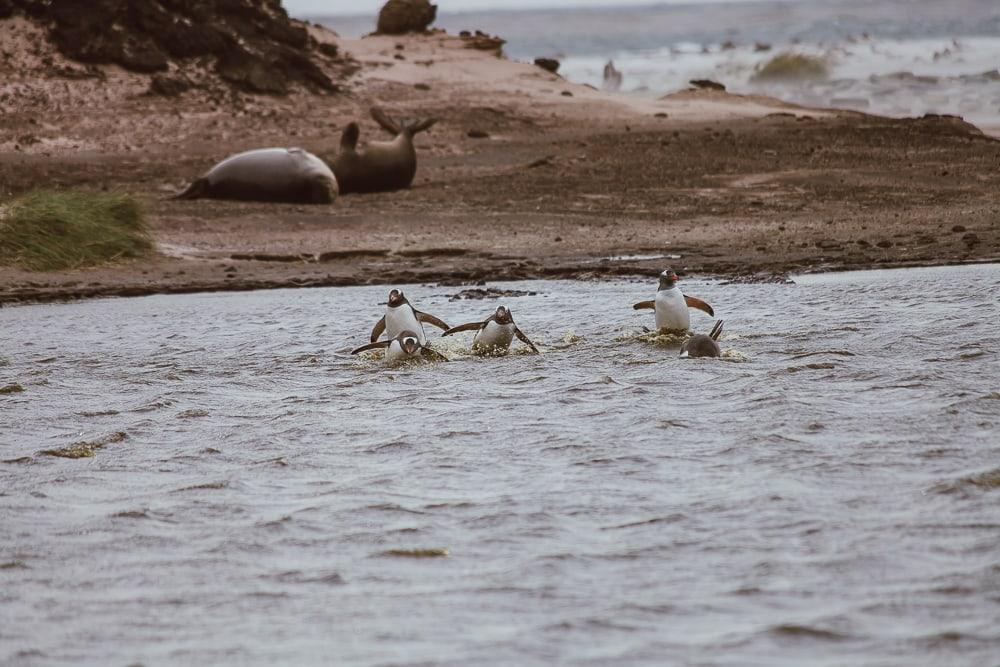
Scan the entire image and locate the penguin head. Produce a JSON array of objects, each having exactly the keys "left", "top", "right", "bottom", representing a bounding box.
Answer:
[
  {"left": 494, "top": 305, "right": 513, "bottom": 324},
  {"left": 387, "top": 289, "right": 406, "bottom": 307},
  {"left": 658, "top": 268, "right": 679, "bottom": 290},
  {"left": 399, "top": 333, "right": 420, "bottom": 355}
]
